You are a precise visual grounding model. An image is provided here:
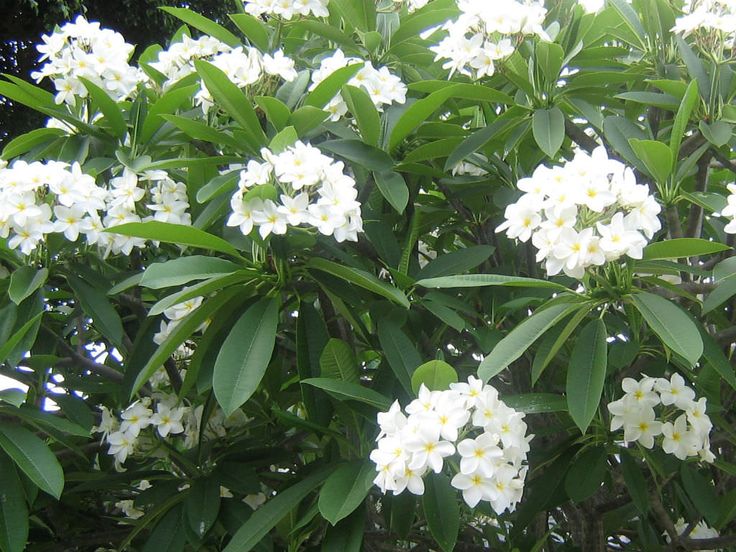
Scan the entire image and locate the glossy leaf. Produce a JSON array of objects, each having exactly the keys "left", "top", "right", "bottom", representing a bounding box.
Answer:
[
  {"left": 318, "top": 461, "right": 374, "bottom": 525},
  {"left": 0, "top": 423, "right": 64, "bottom": 499},
  {"left": 630, "top": 291, "right": 703, "bottom": 367},
  {"left": 213, "top": 297, "right": 279, "bottom": 415},
  {"left": 566, "top": 319, "right": 608, "bottom": 434}
]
